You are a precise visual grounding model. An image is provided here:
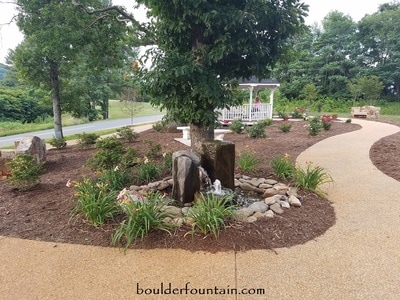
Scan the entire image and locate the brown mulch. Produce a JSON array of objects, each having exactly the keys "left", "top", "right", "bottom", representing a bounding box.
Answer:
[{"left": 0, "top": 119, "right": 397, "bottom": 252}]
